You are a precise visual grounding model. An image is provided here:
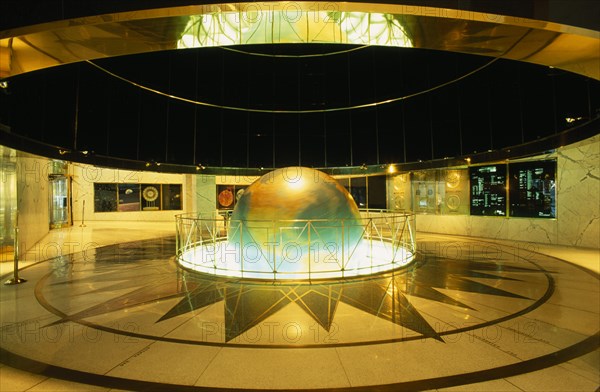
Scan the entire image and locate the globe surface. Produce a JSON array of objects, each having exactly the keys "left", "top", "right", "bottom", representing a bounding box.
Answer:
[{"left": 228, "top": 167, "right": 364, "bottom": 276}]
